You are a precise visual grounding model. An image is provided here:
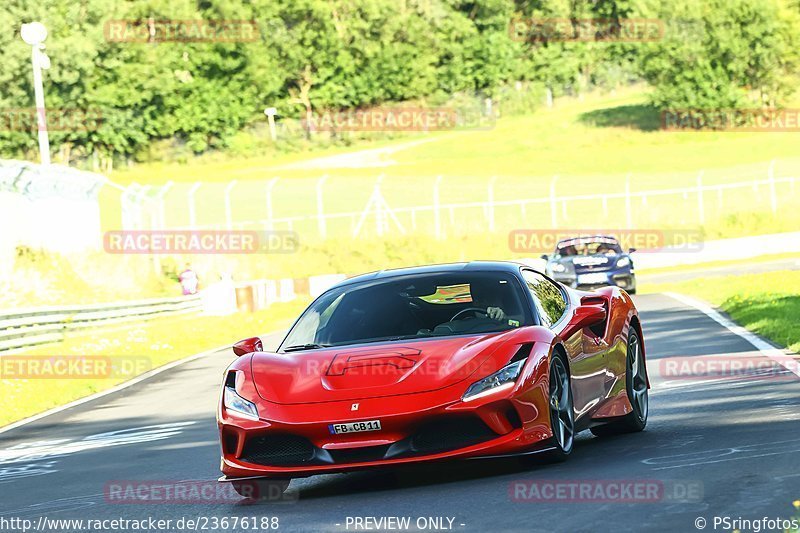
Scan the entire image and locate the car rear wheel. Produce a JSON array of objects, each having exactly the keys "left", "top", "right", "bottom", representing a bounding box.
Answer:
[
  {"left": 590, "top": 329, "right": 648, "bottom": 436},
  {"left": 543, "top": 353, "right": 575, "bottom": 462},
  {"left": 231, "top": 478, "right": 291, "bottom": 501}
]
